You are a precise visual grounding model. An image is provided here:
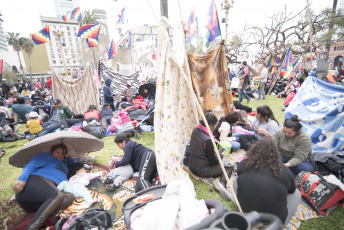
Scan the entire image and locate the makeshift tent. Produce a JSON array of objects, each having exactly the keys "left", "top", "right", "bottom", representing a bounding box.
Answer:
[
  {"left": 285, "top": 77, "right": 344, "bottom": 154},
  {"left": 154, "top": 19, "right": 199, "bottom": 189},
  {"left": 188, "top": 41, "right": 233, "bottom": 118},
  {"left": 98, "top": 61, "right": 140, "bottom": 97},
  {"left": 52, "top": 65, "right": 100, "bottom": 114}
]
